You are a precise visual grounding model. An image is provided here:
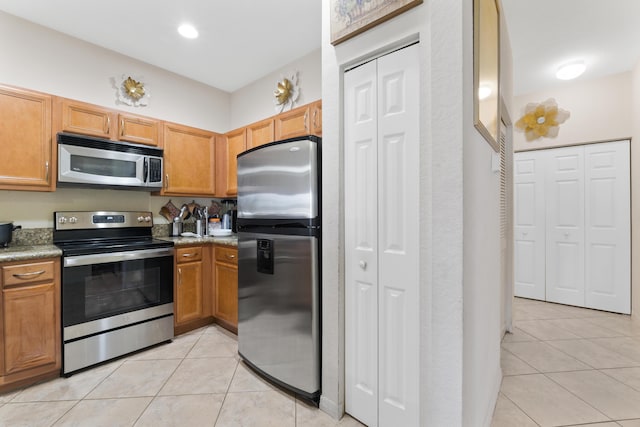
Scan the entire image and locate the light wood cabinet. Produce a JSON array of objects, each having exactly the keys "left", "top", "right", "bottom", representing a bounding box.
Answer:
[
  {"left": 246, "top": 118, "right": 275, "bottom": 150},
  {"left": 0, "top": 85, "right": 53, "bottom": 191},
  {"left": 174, "top": 245, "right": 212, "bottom": 335},
  {"left": 58, "top": 98, "right": 114, "bottom": 139},
  {"left": 0, "top": 258, "right": 60, "bottom": 392},
  {"left": 274, "top": 101, "right": 322, "bottom": 140},
  {"left": 213, "top": 245, "right": 238, "bottom": 333},
  {"left": 162, "top": 122, "right": 217, "bottom": 196},
  {"left": 56, "top": 98, "right": 161, "bottom": 147},
  {"left": 310, "top": 100, "right": 322, "bottom": 136},
  {"left": 216, "top": 128, "right": 246, "bottom": 197},
  {"left": 175, "top": 246, "right": 203, "bottom": 326},
  {"left": 117, "top": 113, "right": 161, "bottom": 147}
]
